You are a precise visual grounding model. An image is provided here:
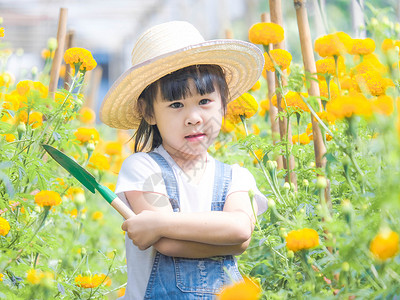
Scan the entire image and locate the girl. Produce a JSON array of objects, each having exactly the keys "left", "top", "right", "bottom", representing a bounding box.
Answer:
[{"left": 100, "top": 21, "right": 267, "bottom": 299}]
